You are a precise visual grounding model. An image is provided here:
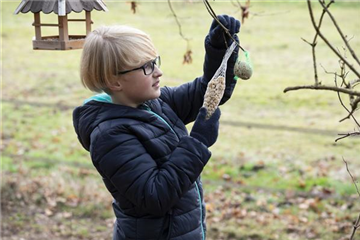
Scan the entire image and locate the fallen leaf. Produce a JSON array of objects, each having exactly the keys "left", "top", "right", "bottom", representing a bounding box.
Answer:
[
  {"left": 222, "top": 174, "right": 232, "bottom": 181},
  {"left": 45, "top": 208, "right": 53, "bottom": 216}
]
